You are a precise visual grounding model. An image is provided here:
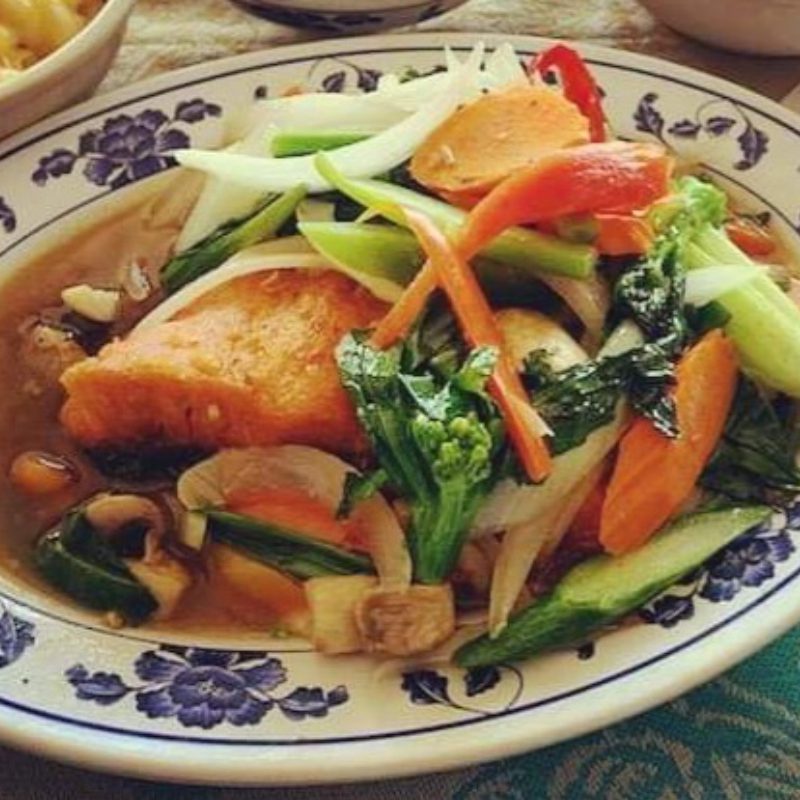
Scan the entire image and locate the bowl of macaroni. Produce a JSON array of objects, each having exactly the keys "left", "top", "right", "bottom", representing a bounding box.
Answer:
[{"left": 0, "top": 0, "right": 136, "bottom": 140}]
